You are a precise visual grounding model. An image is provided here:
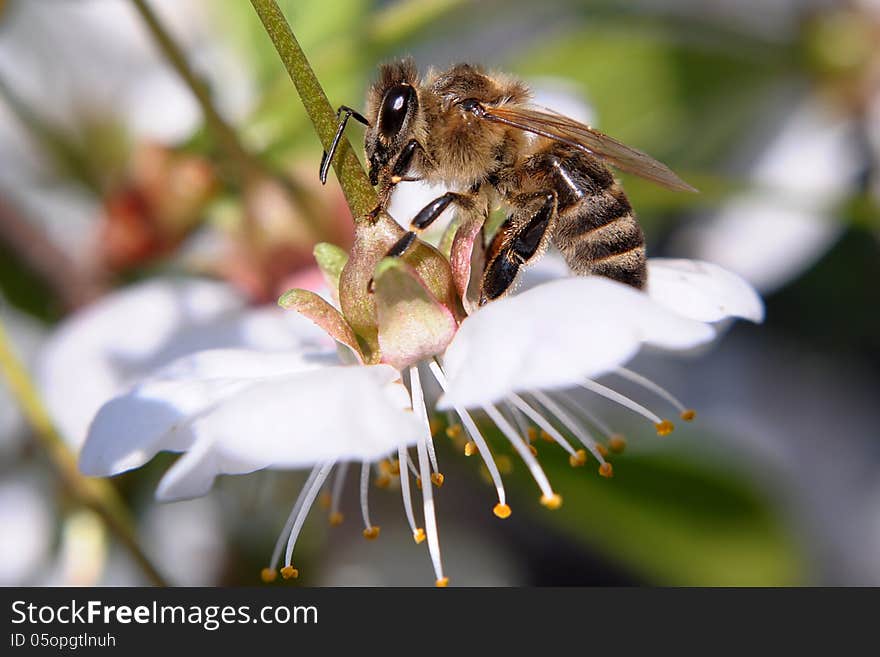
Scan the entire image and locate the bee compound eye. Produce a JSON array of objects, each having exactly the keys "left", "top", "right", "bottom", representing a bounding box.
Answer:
[{"left": 379, "top": 84, "right": 415, "bottom": 140}]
